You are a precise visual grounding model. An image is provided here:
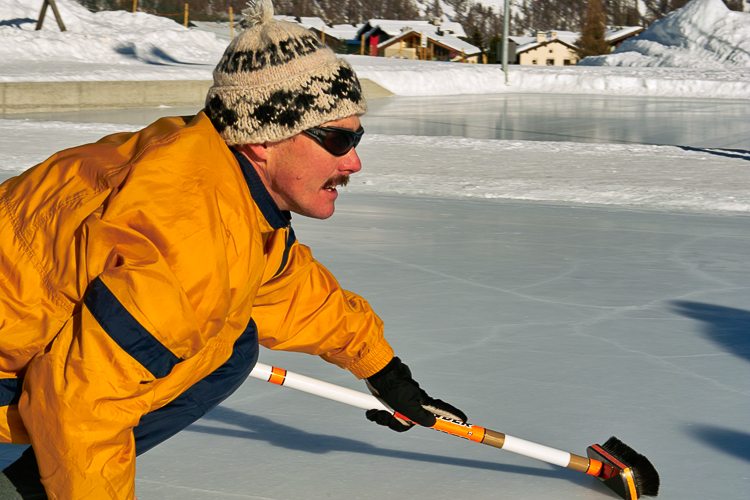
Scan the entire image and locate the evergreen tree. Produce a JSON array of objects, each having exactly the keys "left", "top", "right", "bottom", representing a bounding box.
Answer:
[
  {"left": 487, "top": 33, "right": 501, "bottom": 64},
  {"left": 576, "top": 0, "right": 610, "bottom": 58},
  {"left": 470, "top": 27, "right": 485, "bottom": 61}
]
